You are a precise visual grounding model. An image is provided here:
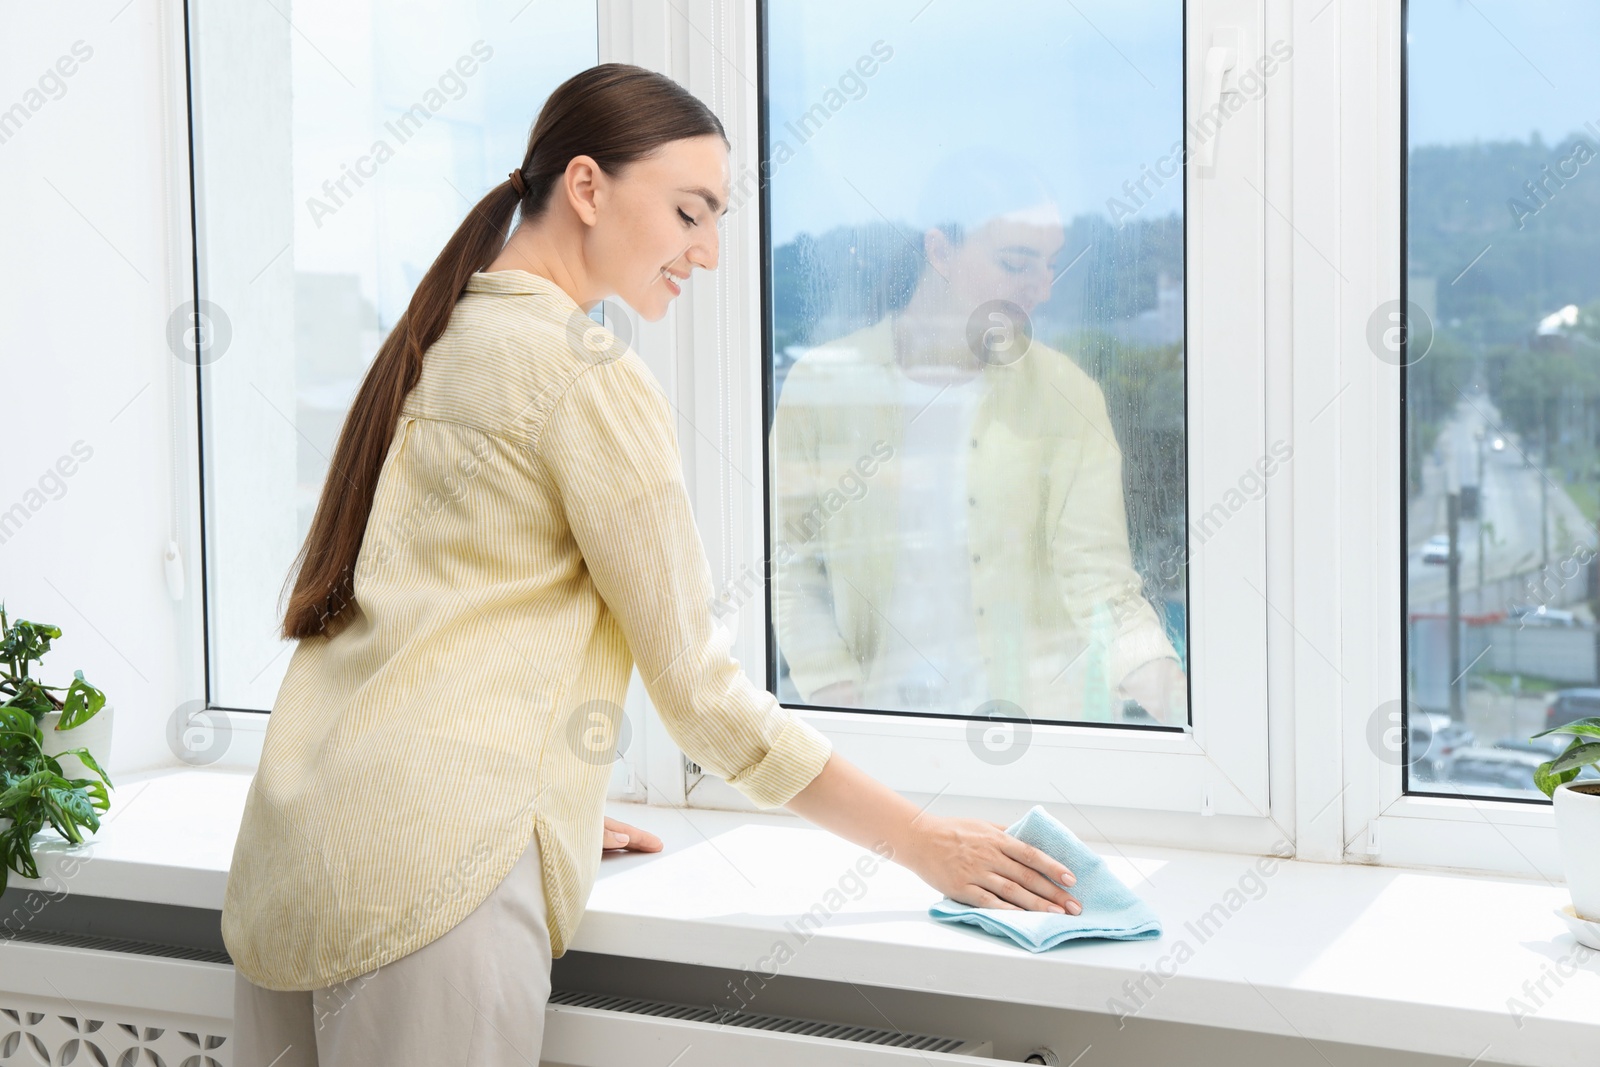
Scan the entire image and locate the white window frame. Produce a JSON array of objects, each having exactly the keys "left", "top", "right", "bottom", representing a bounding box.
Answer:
[
  {"left": 1324, "top": 0, "right": 1562, "bottom": 879},
  {"left": 180, "top": 0, "right": 603, "bottom": 722},
  {"left": 607, "top": 0, "right": 1565, "bottom": 877},
  {"left": 165, "top": 0, "right": 1561, "bottom": 875},
  {"left": 603, "top": 0, "right": 1293, "bottom": 849}
]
